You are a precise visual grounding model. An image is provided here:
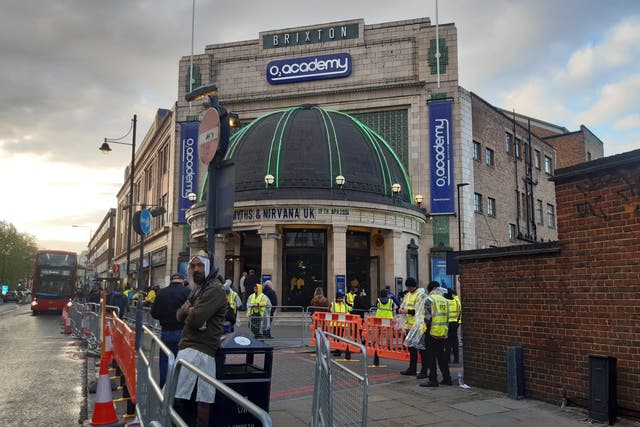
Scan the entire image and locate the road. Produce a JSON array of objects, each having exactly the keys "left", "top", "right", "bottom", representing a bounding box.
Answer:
[{"left": 0, "top": 302, "right": 85, "bottom": 426}]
